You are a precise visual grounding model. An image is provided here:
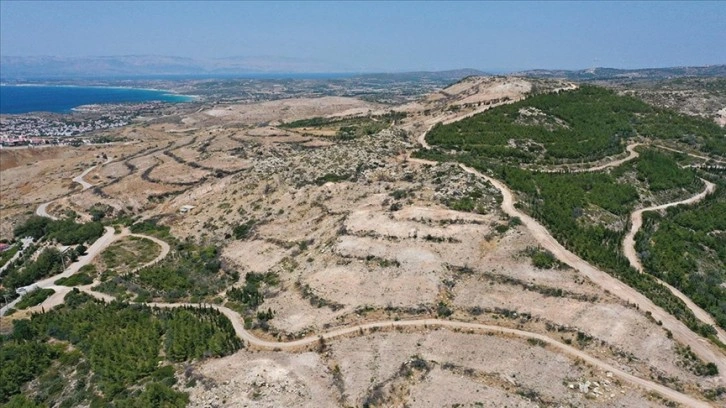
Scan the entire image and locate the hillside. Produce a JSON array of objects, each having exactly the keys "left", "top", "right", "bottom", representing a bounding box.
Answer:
[{"left": 1, "top": 76, "right": 725, "bottom": 407}]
